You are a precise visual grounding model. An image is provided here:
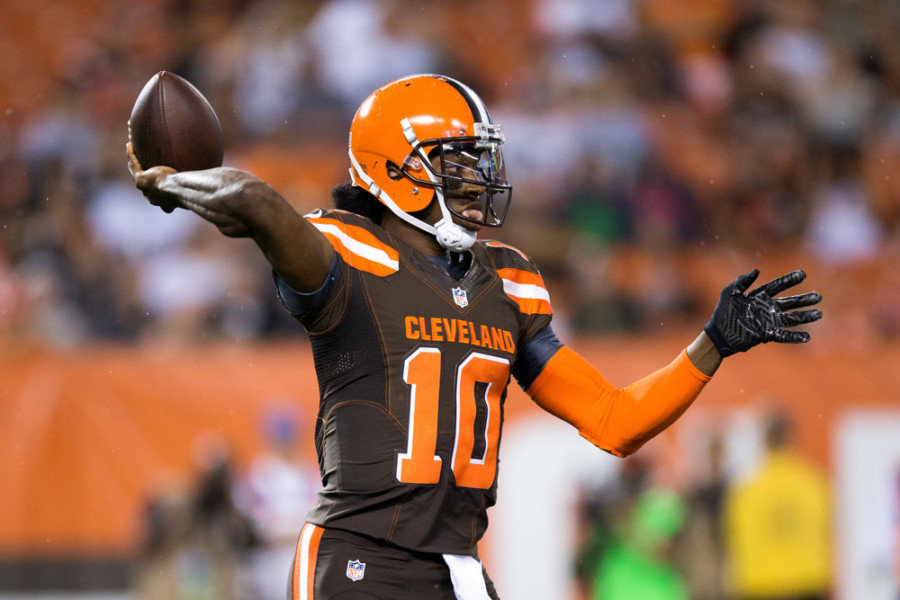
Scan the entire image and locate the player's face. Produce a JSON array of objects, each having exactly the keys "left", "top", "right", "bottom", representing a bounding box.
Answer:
[
  {"left": 425, "top": 143, "right": 511, "bottom": 230},
  {"left": 429, "top": 149, "right": 487, "bottom": 229}
]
